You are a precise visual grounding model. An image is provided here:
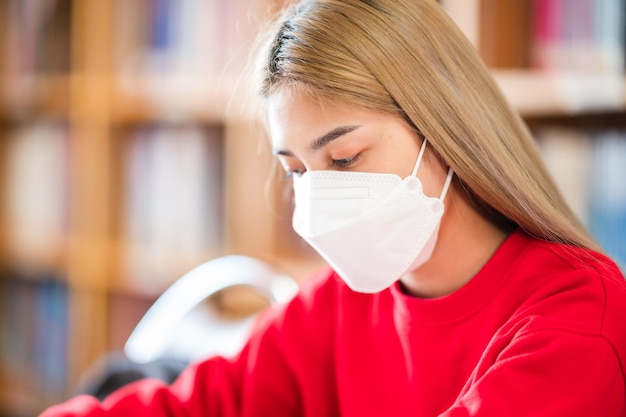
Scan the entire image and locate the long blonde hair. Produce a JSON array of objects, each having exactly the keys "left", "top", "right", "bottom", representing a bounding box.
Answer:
[{"left": 256, "top": 0, "right": 599, "bottom": 251}]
